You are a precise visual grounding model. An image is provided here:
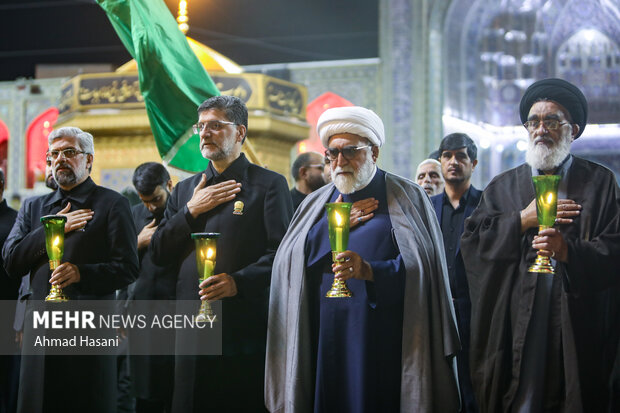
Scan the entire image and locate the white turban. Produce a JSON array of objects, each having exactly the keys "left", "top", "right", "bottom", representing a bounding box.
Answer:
[{"left": 317, "top": 106, "right": 385, "bottom": 148}]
